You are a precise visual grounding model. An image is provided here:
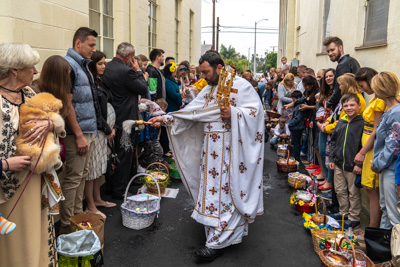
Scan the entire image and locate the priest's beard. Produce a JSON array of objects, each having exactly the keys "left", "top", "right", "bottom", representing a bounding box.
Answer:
[{"left": 206, "top": 70, "right": 220, "bottom": 86}]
